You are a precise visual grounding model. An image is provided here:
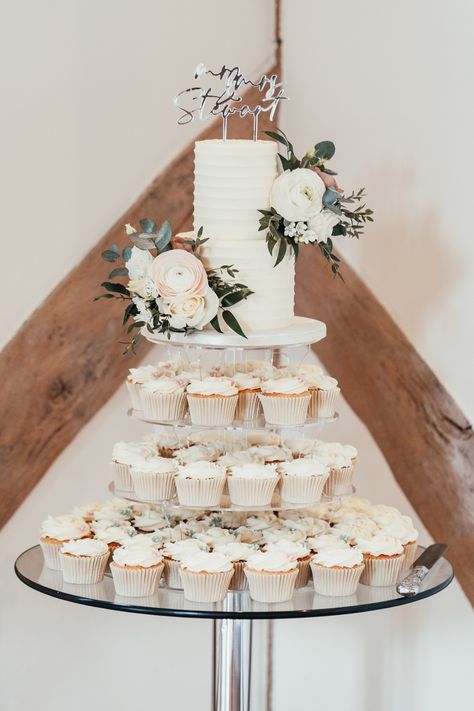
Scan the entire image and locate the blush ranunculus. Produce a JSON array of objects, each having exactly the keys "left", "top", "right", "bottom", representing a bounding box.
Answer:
[{"left": 150, "top": 249, "right": 208, "bottom": 298}]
